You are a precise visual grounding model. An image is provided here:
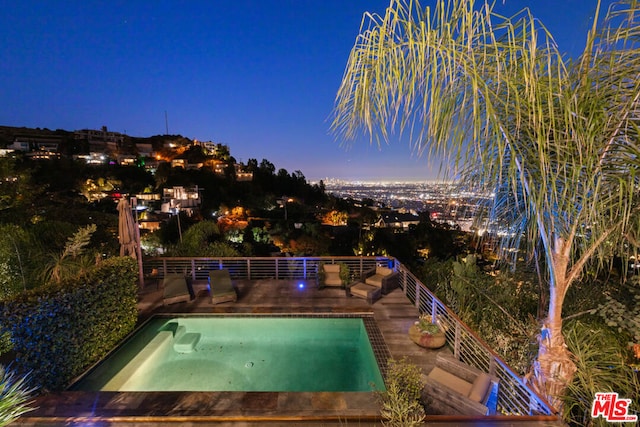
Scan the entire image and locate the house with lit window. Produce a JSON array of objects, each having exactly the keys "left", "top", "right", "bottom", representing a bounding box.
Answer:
[{"left": 374, "top": 212, "right": 420, "bottom": 231}]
